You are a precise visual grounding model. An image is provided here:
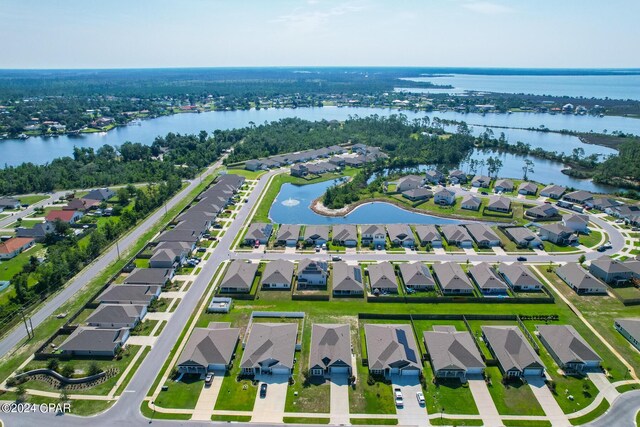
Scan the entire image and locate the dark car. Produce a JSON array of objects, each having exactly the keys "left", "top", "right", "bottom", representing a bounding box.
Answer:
[
  {"left": 516, "top": 256, "right": 528, "bottom": 262},
  {"left": 480, "top": 191, "right": 488, "bottom": 195},
  {"left": 260, "top": 383, "right": 268, "bottom": 398}
]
